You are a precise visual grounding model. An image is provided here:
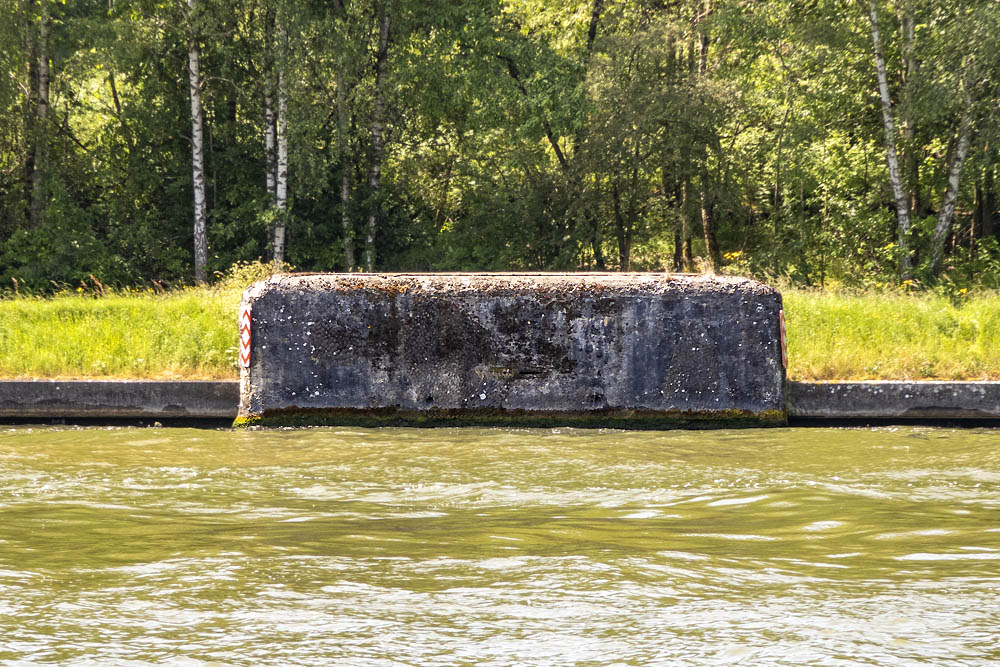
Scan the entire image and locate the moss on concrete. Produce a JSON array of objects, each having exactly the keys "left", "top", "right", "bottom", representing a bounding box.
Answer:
[{"left": 234, "top": 406, "right": 787, "bottom": 429}]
